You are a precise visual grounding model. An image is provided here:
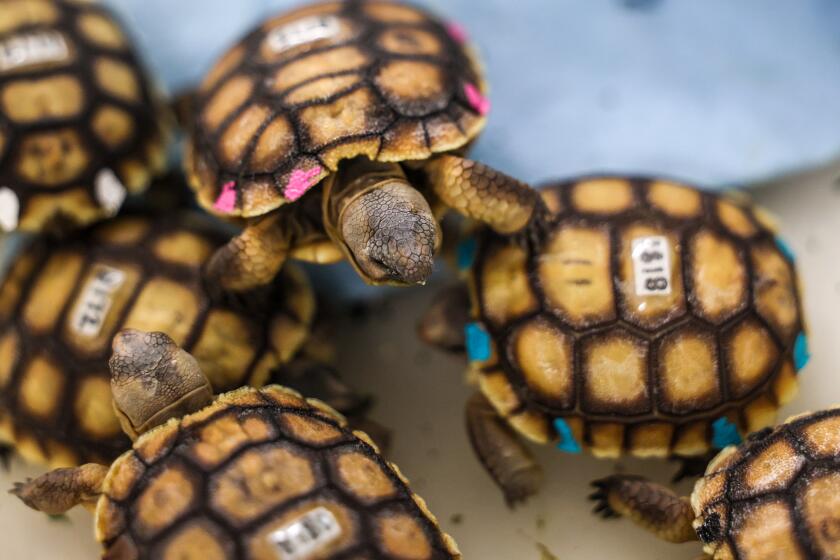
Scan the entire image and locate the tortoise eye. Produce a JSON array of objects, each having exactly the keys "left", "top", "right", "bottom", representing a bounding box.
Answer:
[{"left": 697, "top": 512, "right": 722, "bottom": 544}]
